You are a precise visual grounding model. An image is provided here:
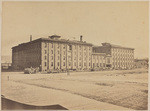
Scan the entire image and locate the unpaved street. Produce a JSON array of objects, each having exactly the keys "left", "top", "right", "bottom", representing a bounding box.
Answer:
[{"left": 1, "top": 68, "right": 148, "bottom": 110}]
